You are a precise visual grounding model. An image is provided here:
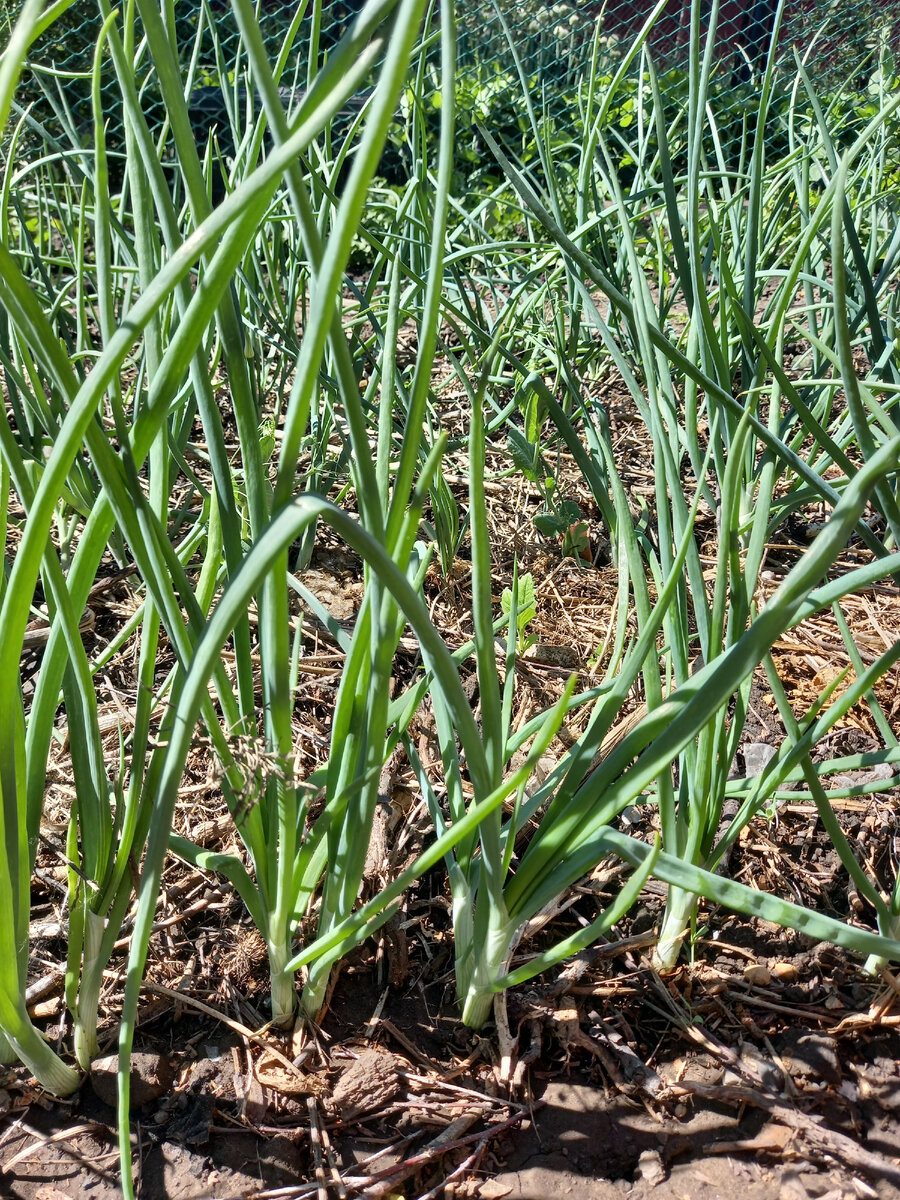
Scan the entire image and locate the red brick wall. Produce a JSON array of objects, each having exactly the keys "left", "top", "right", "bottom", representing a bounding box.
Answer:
[{"left": 576, "top": 0, "right": 900, "bottom": 70}]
